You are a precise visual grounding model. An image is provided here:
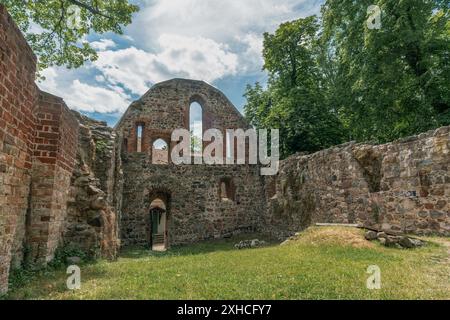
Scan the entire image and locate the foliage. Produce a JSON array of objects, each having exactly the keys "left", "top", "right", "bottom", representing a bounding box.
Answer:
[
  {"left": 321, "top": 0, "right": 450, "bottom": 142},
  {"left": 244, "top": 0, "right": 450, "bottom": 156},
  {"left": 190, "top": 130, "right": 202, "bottom": 155},
  {"left": 48, "top": 244, "right": 91, "bottom": 269},
  {"left": 245, "top": 17, "right": 347, "bottom": 158},
  {"left": 95, "top": 139, "right": 108, "bottom": 154},
  {"left": 1, "top": 0, "right": 139, "bottom": 70}
]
